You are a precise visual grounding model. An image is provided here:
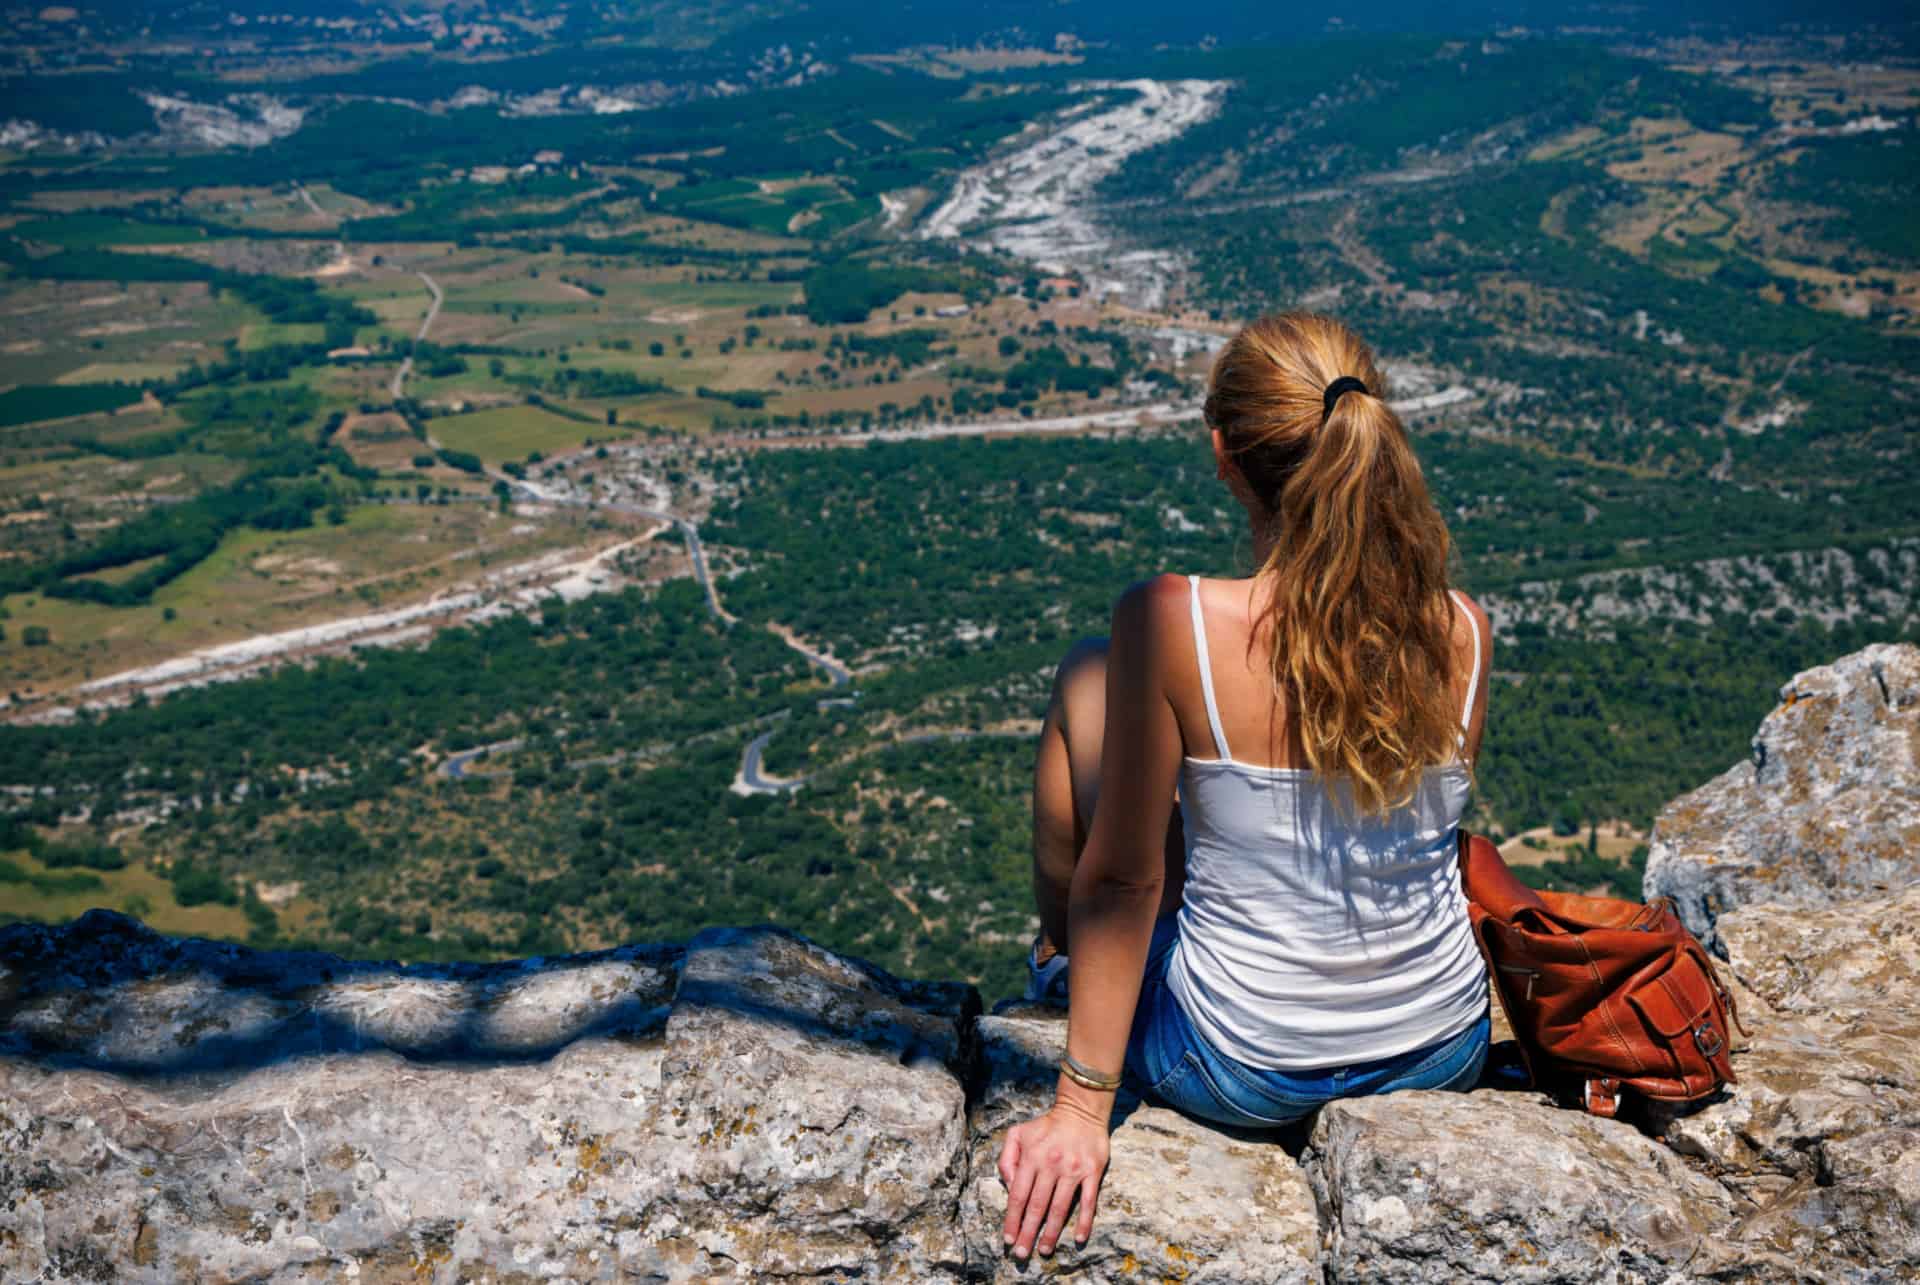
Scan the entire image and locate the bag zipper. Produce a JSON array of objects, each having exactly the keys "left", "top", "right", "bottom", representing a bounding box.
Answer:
[{"left": 1497, "top": 962, "right": 1540, "bottom": 1000}]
